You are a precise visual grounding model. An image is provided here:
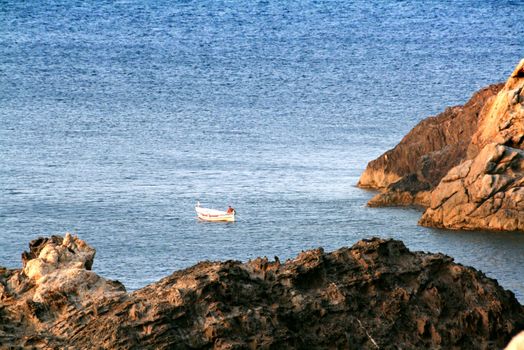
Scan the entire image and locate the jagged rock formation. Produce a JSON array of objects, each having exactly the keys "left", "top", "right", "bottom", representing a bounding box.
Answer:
[
  {"left": 419, "top": 60, "right": 524, "bottom": 230},
  {"left": 0, "top": 234, "right": 126, "bottom": 347},
  {"left": 468, "top": 61, "right": 524, "bottom": 157},
  {"left": 358, "top": 83, "right": 504, "bottom": 206},
  {"left": 420, "top": 143, "right": 524, "bottom": 230},
  {"left": 360, "top": 59, "right": 524, "bottom": 231},
  {"left": 21, "top": 234, "right": 125, "bottom": 304},
  {"left": 1, "top": 235, "right": 523, "bottom": 349}
]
